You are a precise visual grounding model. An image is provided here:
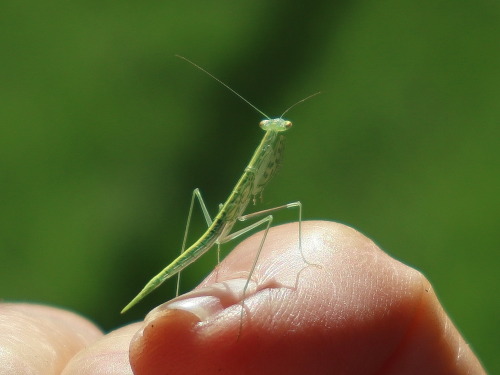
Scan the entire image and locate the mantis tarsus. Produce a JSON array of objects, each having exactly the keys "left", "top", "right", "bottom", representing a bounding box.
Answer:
[{"left": 121, "top": 56, "right": 318, "bottom": 315}]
